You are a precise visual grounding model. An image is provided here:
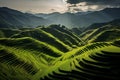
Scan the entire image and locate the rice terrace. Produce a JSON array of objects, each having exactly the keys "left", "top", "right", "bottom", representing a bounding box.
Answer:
[{"left": 0, "top": 0, "right": 120, "bottom": 80}]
